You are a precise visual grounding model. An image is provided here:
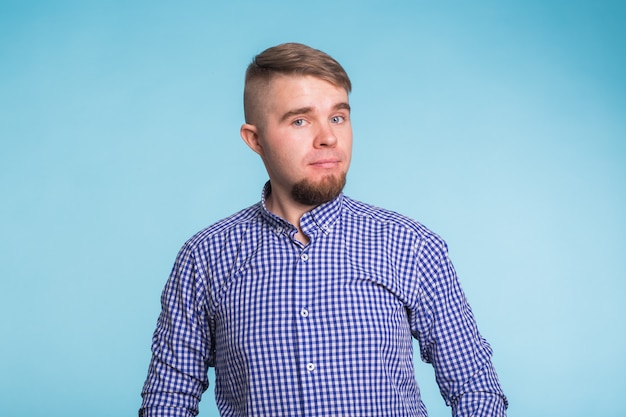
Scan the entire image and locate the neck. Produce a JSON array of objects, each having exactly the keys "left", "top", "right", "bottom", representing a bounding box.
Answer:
[{"left": 265, "top": 191, "right": 313, "bottom": 244}]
